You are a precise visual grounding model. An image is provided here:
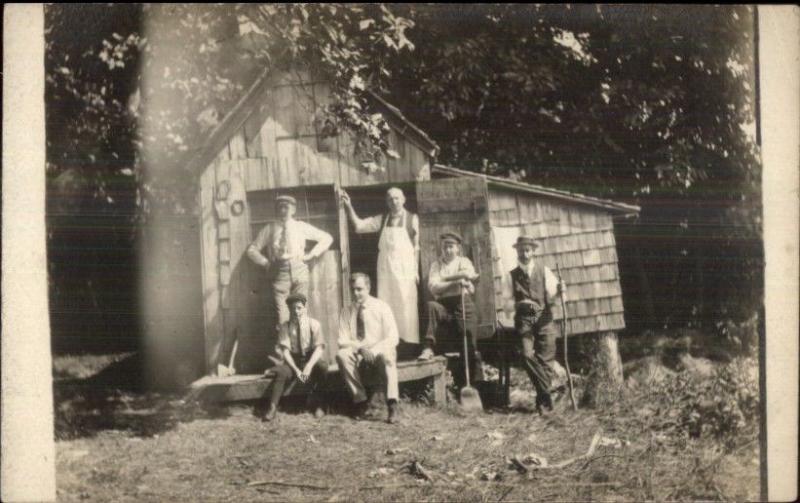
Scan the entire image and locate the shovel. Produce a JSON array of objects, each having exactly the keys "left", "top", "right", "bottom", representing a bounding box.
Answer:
[{"left": 459, "top": 287, "right": 483, "bottom": 413}]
